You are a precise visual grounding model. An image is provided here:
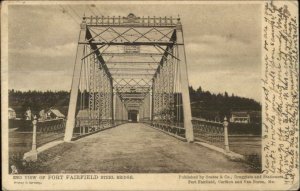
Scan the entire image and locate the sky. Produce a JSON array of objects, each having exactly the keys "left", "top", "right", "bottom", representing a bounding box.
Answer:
[{"left": 8, "top": 3, "right": 262, "bottom": 102}]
